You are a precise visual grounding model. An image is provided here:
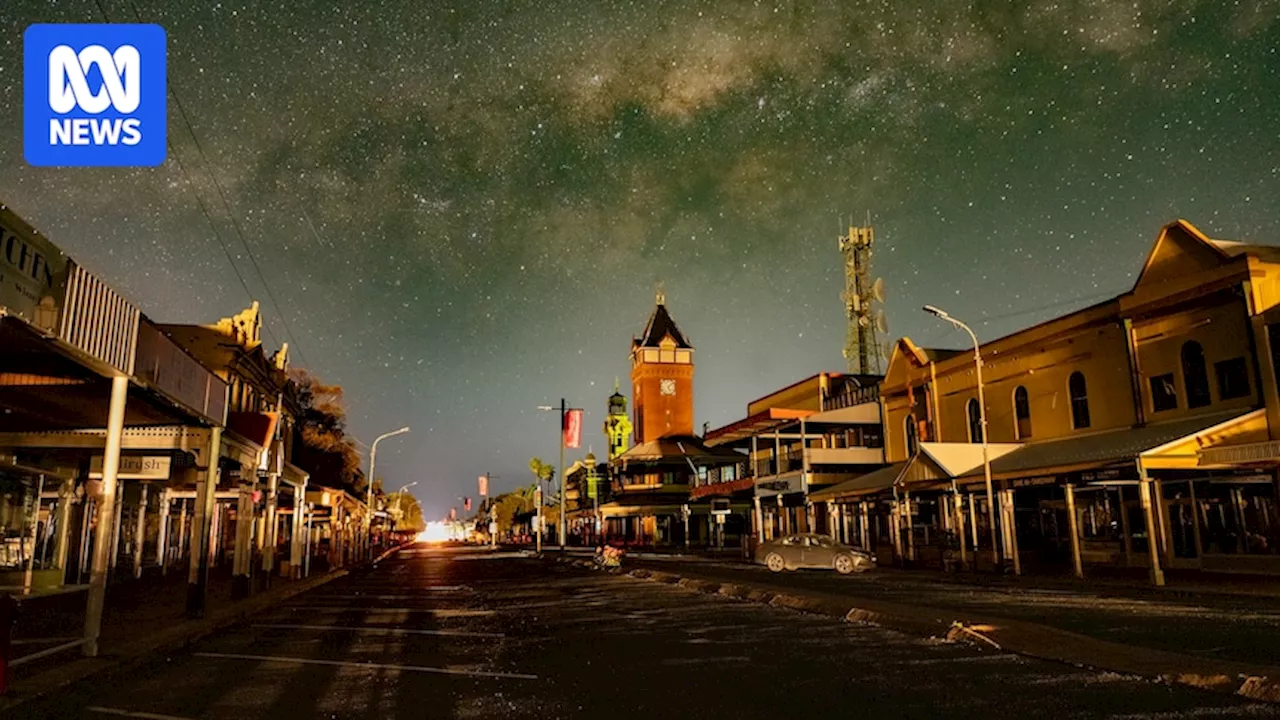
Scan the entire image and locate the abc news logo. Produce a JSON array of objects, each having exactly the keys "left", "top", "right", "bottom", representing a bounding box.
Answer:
[
  {"left": 24, "top": 24, "right": 166, "bottom": 167},
  {"left": 48, "top": 44, "right": 143, "bottom": 146}
]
